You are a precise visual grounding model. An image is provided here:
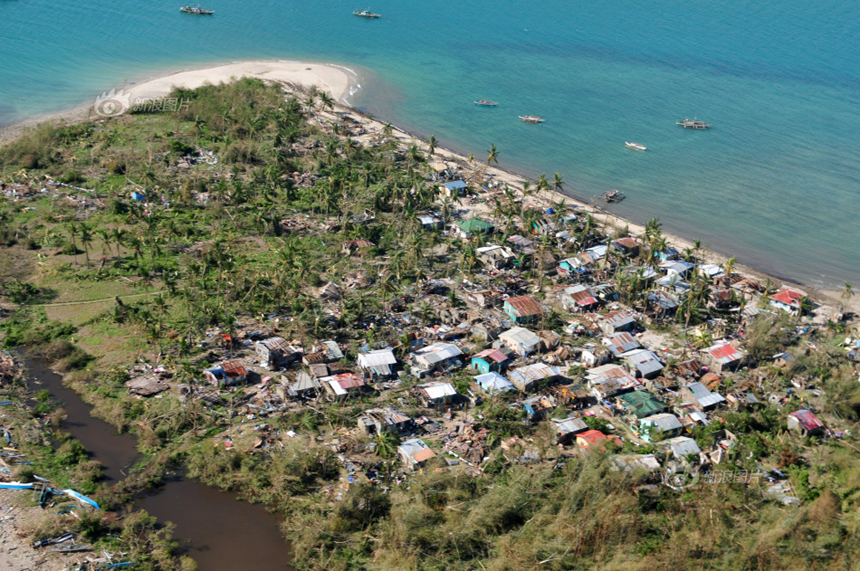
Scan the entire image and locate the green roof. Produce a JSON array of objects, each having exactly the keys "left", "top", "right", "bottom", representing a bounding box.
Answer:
[
  {"left": 617, "top": 391, "right": 667, "bottom": 419},
  {"left": 456, "top": 218, "right": 494, "bottom": 234}
]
